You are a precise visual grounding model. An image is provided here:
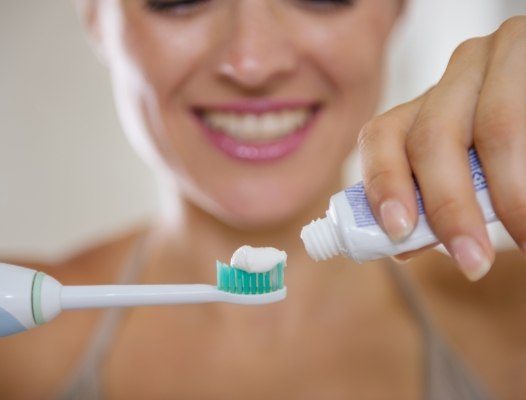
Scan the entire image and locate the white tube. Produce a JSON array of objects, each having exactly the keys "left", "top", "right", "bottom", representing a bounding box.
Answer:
[{"left": 301, "top": 148, "right": 498, "bottom": 263}]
